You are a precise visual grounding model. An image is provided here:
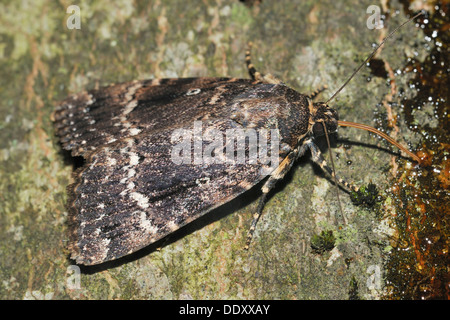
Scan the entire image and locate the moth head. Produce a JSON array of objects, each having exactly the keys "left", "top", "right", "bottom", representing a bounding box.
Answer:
[{"left": 310, "top": 101, "right": 338, "bottom": 138}]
